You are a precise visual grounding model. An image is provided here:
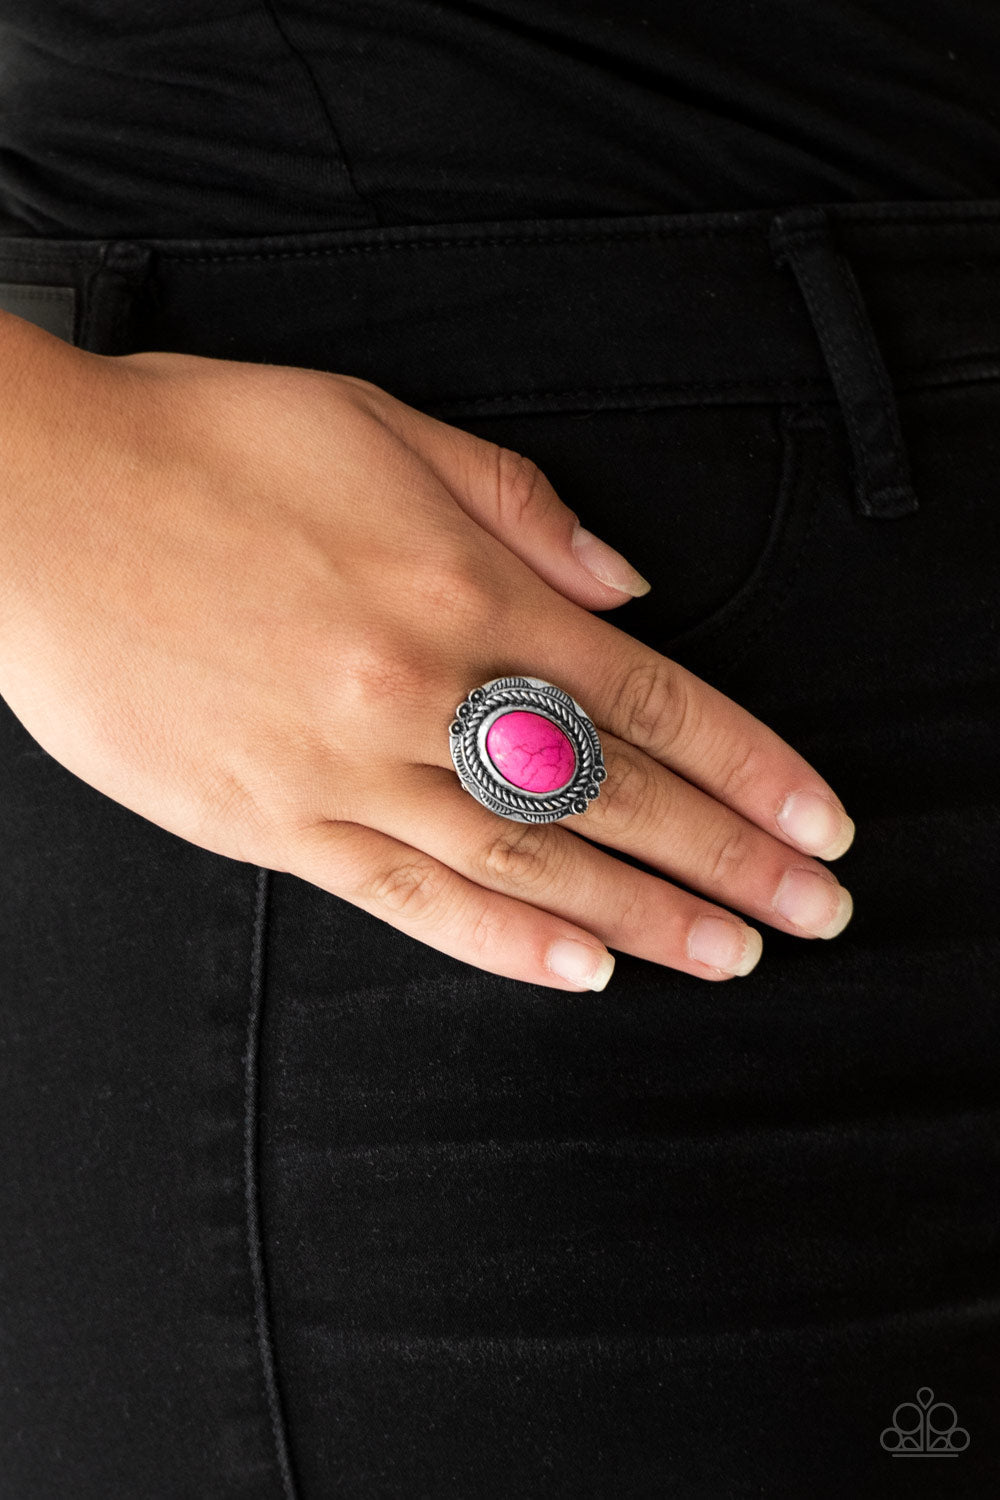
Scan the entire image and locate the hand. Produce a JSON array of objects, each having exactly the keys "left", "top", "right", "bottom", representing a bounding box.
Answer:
[{"left": 0, "top": 334, "right": 854, "bottom": 992}]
